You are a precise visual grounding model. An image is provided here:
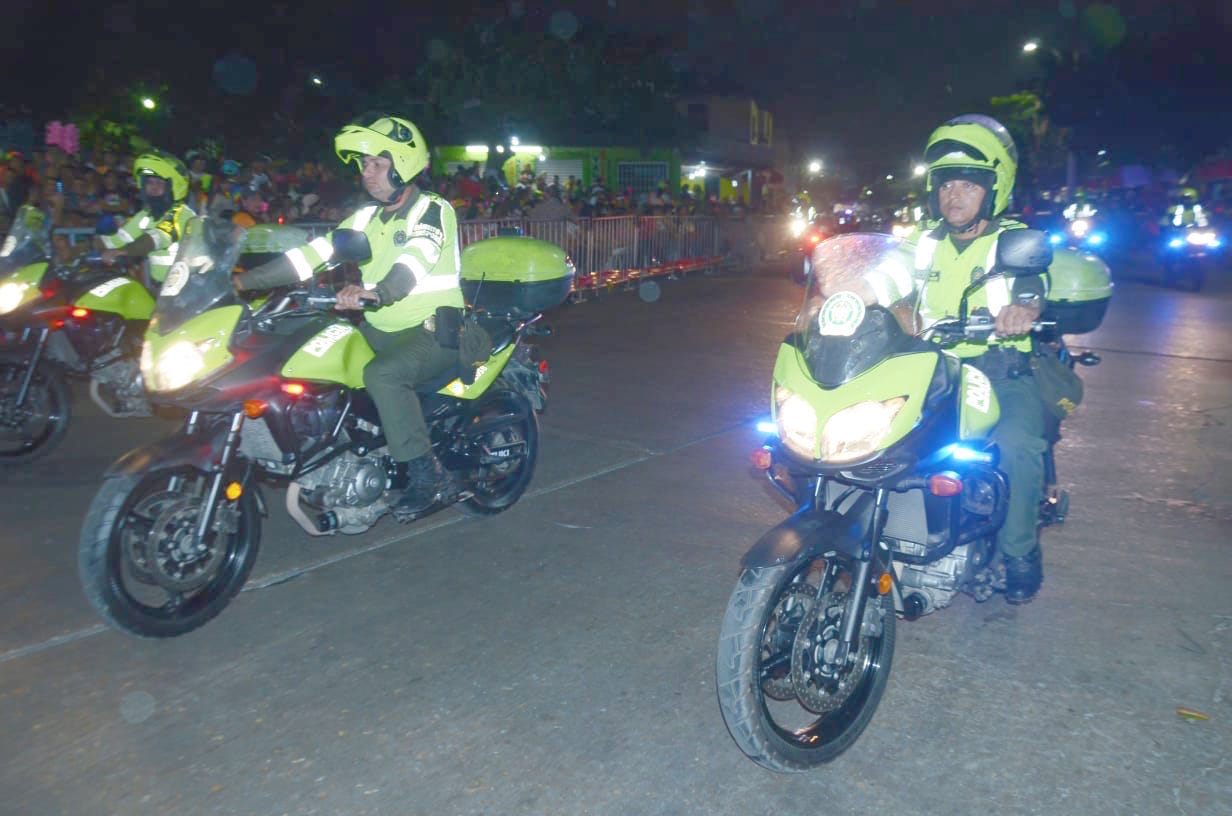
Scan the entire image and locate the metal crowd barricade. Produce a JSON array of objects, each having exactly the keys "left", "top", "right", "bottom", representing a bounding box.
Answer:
[{"left": 52, "top": 214, "right": 724, "bottom": 295}]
